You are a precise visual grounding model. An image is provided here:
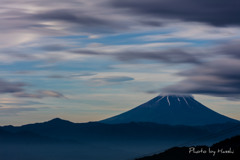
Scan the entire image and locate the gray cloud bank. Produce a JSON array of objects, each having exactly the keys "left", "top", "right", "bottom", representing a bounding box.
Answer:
[
  {"left": 0, "top": 79, "right": 26, "bottom": 93},
  {"left": 91, "top": 76, "right": 134, "bottom": 83},
  {"left": 72, "top": 48, "right": 202, "bottom": 64},
  {"left": 115, "top": 49, "right": 201, "bottom": 64},
  {"left": 89, "top": 76, "right": 134, "bottom": 86},
  {"left": 31, "top": 9, "right": 129, "bottom": 33},
  {"left": 13, "top": 90, "right": 65, "bottom": 99},
  {"left": 147, "top": 41, "right": 240, "bottom": 99},
  {"left": 111, "top": 0, "right": 240, "bottom": 26},
  {"left": 0, "top": 78, "right": 64, "bottom": 99},
  {"left": 161, "top": 59, "right": 240, "bottom": 99},
  {"left": 0, "top": 107, "right": 37, "bottom": 116},
  {"left": 72, "top": 40, "right": 240, "bottom": 100}
]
